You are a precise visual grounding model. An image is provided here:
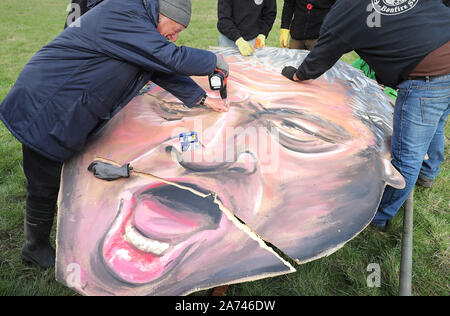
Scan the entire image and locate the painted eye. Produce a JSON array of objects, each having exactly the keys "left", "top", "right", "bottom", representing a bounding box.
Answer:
[
  {"left": 265, "top": 116, "right": 349, "bottom": 154},
  {"left": 149, "top": 97, "right": 207, "bottom": 121}
]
